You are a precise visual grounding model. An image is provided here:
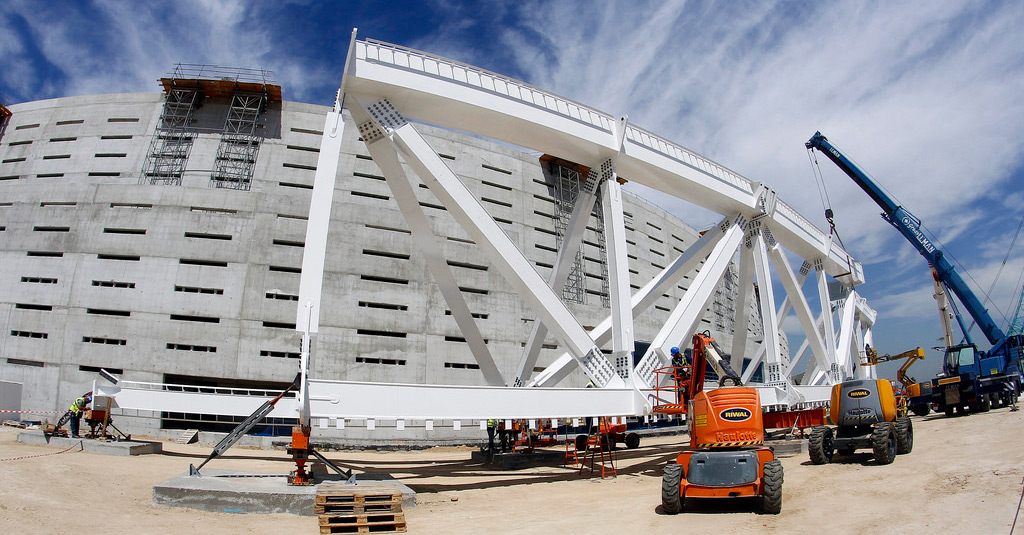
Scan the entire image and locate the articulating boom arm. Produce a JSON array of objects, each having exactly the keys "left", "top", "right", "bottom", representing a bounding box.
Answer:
[
  {"left": 806, "top": 132, "right": 1006, "bottom": 345},
  {"left": 692, "top": 332, "right": 743, "bottom": 388}
]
